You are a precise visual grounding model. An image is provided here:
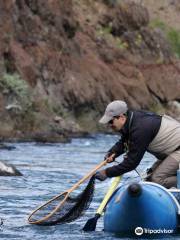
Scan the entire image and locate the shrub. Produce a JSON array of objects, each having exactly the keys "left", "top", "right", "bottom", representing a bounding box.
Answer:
[
  {"left": 167, "top": 28, "right": 180, "bottom": 58},
  {"left": 0, "top": 73, "right": 32, "bottom": 110},
  {"left": 149, "top": 19, "right": 166, "bottom": 31},
  {"left": 149, "top": 19, "right": 180, "bottom": 58}
]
